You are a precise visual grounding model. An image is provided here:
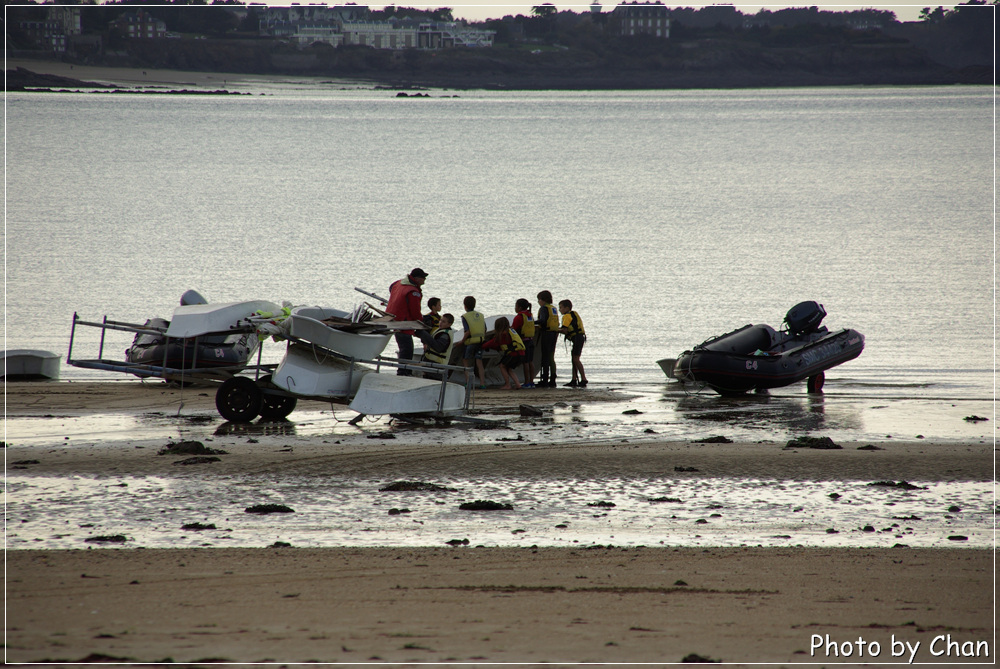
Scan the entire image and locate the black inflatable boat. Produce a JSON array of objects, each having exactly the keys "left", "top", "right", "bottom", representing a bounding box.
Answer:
[
  {"left": 124, "top": 291, "right": 260, "bottom": 375},
  {"left": 125, "top": 317, "right": 260, "bottom": 372},
  {"left": 673, "top": 301, "right": 864, "bottom": 395}
]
